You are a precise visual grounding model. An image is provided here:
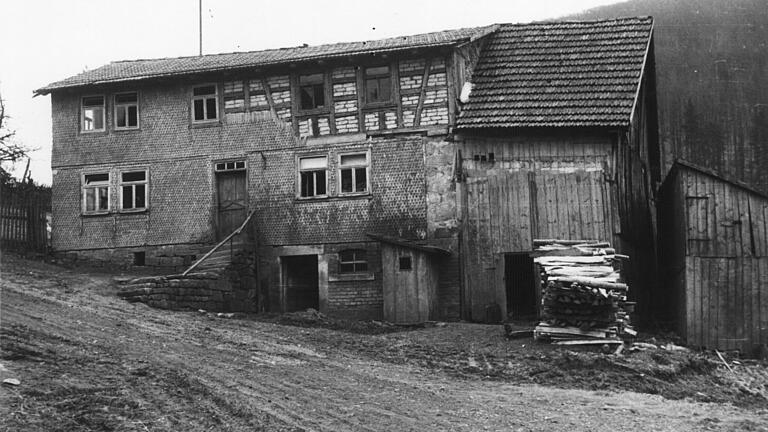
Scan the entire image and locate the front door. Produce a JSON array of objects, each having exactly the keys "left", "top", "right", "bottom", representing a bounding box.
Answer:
[{"left": 216, "top": 169, "right": 247, "bottom": 240}]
